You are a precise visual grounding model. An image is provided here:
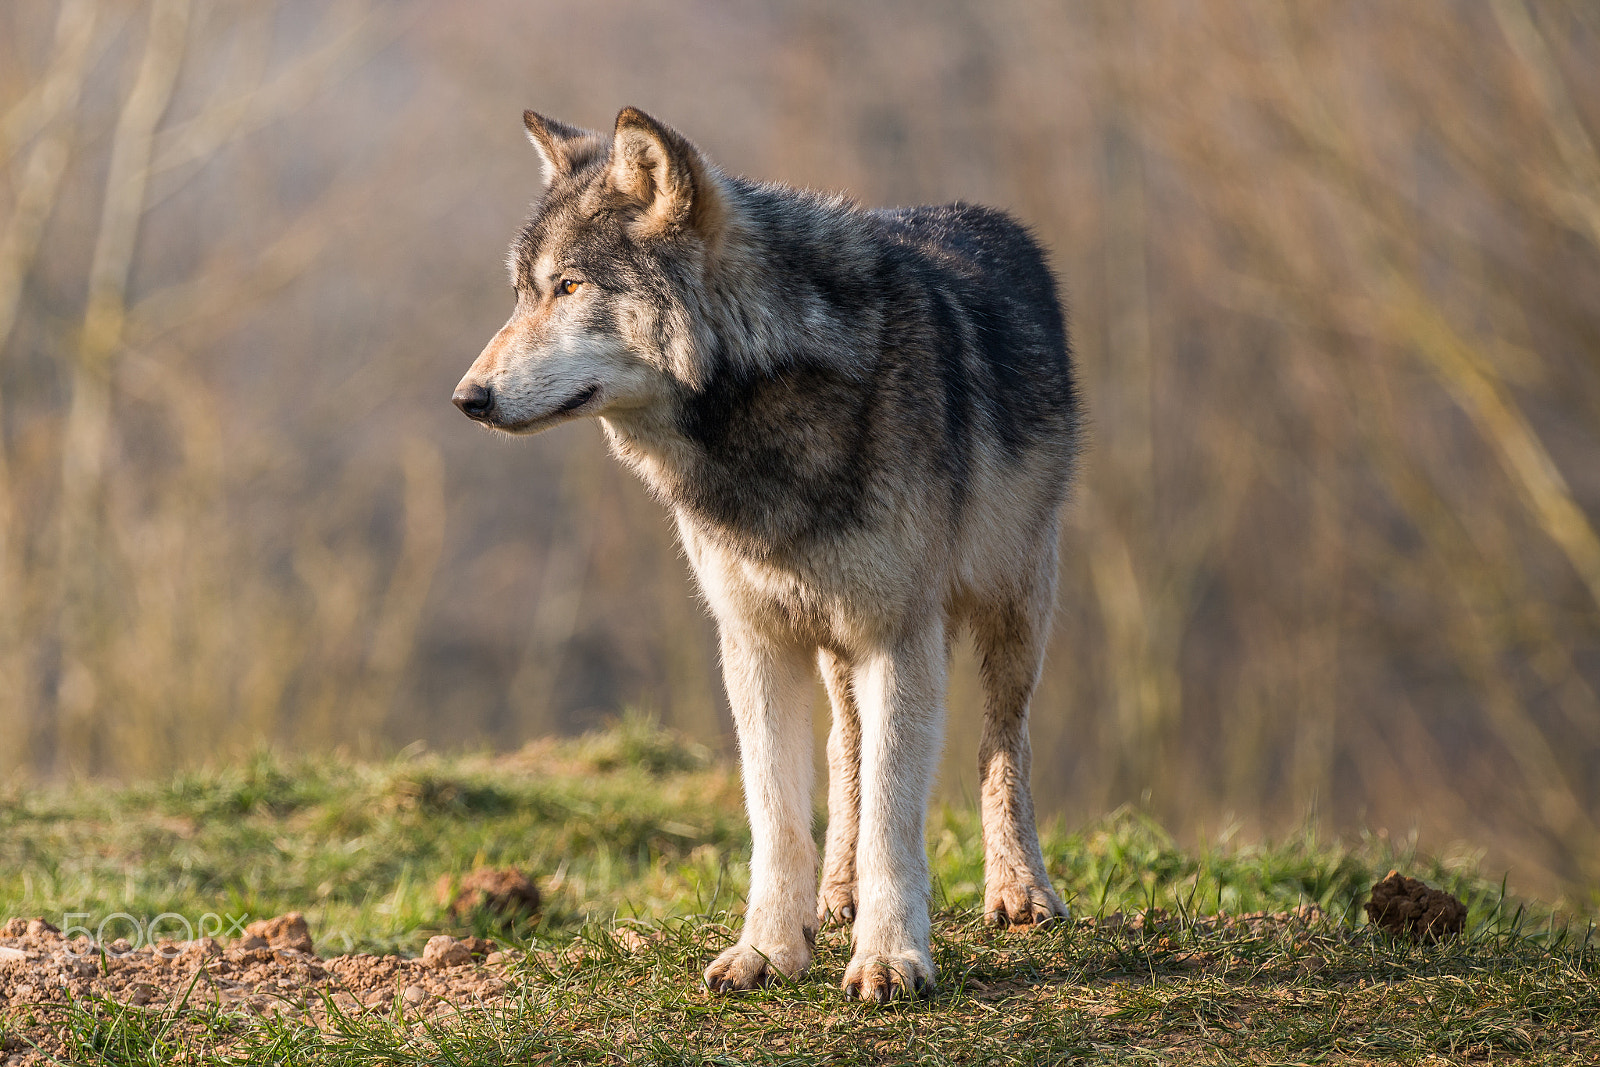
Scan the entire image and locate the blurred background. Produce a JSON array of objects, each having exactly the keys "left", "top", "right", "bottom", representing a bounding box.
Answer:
[{"left": 2, "top": 0, "right": 1597, "bottom": 903}]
